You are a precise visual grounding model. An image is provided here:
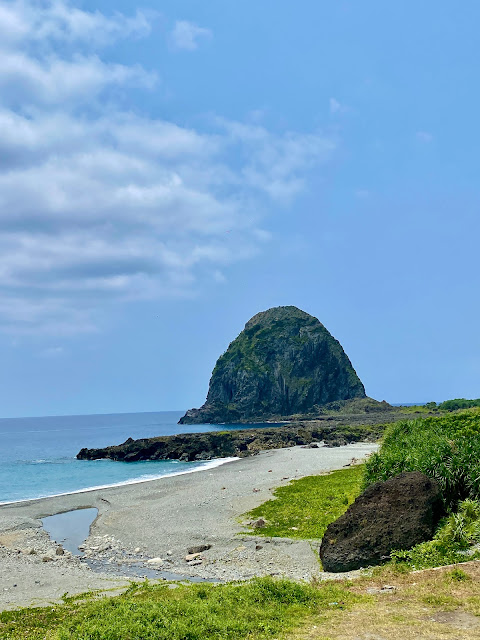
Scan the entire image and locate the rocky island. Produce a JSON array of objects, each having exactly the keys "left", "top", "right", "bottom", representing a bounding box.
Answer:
[
  {"left": 77, "top": 306, "right": 405, "bottom": 463},
  {"left": 179, "top": 305, "right": 366, "bottom": 424}
]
